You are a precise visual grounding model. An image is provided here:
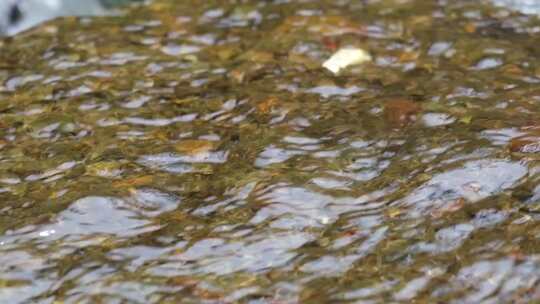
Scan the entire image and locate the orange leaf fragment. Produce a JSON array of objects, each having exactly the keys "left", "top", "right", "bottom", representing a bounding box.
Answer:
[
  {"left": 257, "top": 97, "right": 280, "bottom": 114},
  {"left": 464, "top": 22, "right": 476, "bottom": 33},
  {"left": 174, "top": 139, "right": 214, "bottom": 155},
  {"left": 112, "top": 175, "right": 154, "bottom": 189}
]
